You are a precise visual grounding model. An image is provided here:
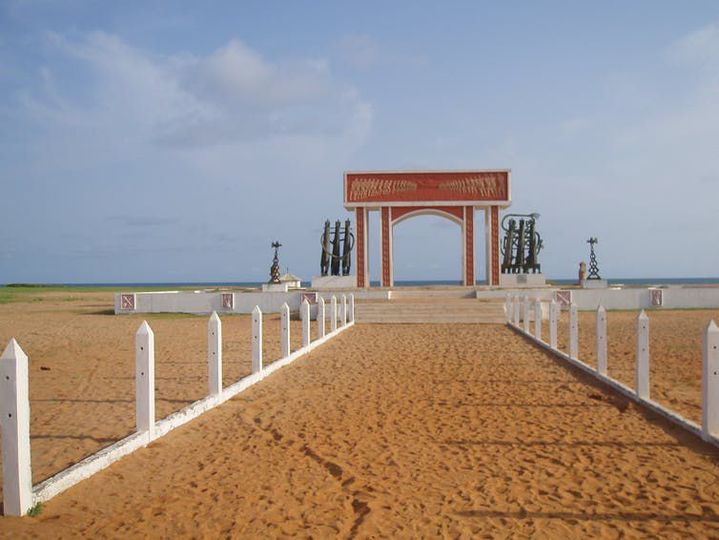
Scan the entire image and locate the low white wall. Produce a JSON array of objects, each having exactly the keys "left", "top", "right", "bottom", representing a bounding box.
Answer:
[
  {"left": 115, "top": 291, "right": 305, "bottom": 315},
  {"left": 500, "top": 287, "right": 719, "bottom": 311},
  {"left": 570, "top": 287, "right": 719, "bottom": 310}
]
